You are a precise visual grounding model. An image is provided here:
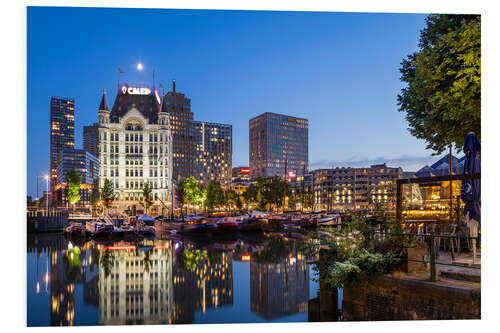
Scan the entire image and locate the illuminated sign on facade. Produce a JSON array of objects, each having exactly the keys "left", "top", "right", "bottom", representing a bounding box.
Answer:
[
  {"left": 121, "top": 85, "right": 152, "bottom": 96},
  {"left": 240, "top": 168, "right": 250, "bottom": 174}
]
